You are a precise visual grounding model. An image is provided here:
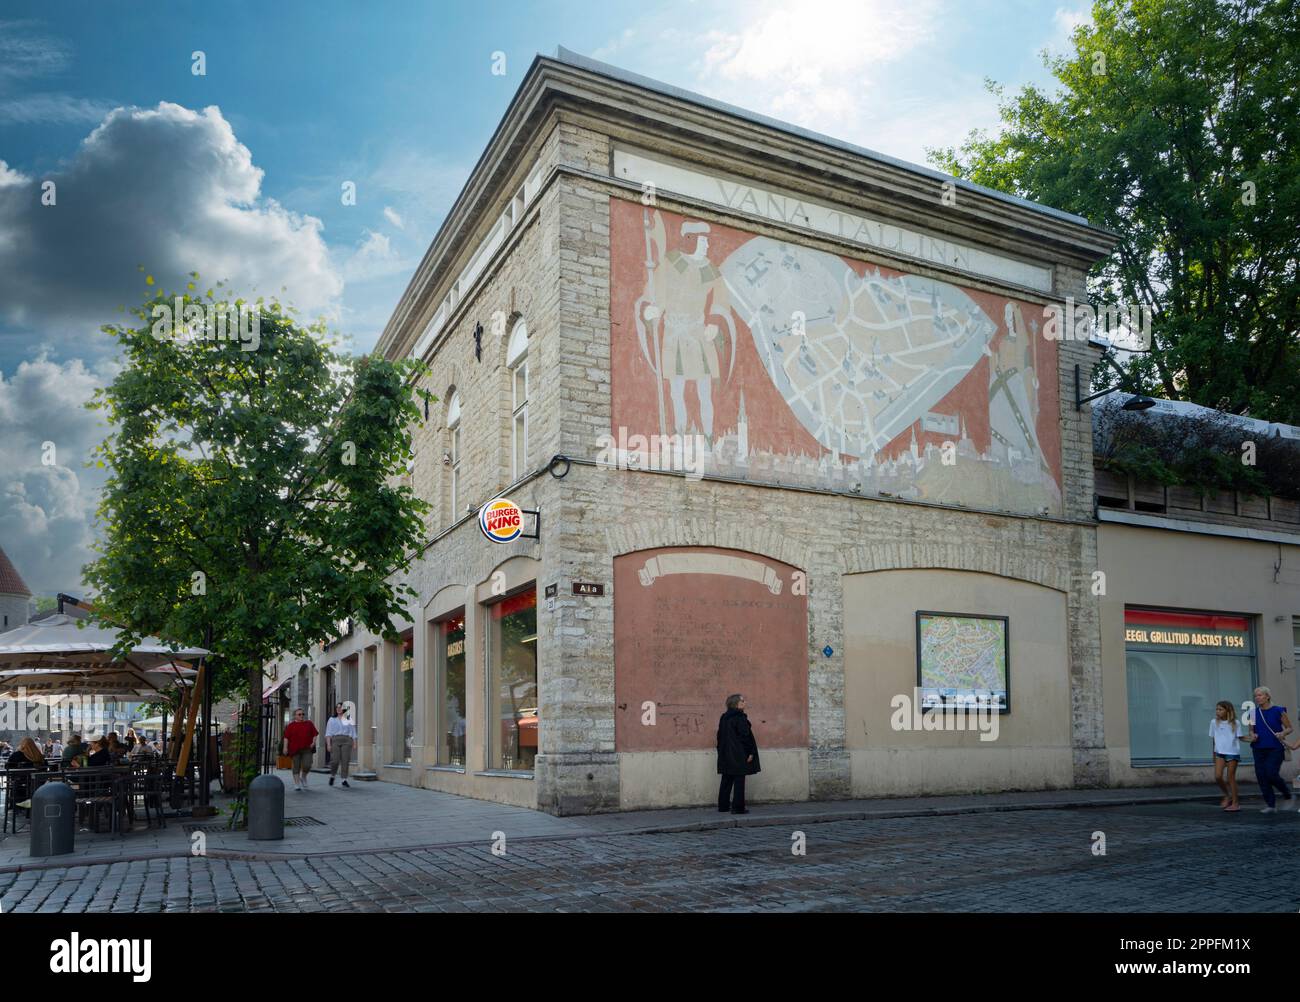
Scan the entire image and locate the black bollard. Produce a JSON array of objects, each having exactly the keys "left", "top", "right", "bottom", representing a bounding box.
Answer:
[
  {"left": 247, "top": 773, "right": 285, "bottom": 840},
  {"left": 30, "top": 782, "right": 76, "bottom": 857}
]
